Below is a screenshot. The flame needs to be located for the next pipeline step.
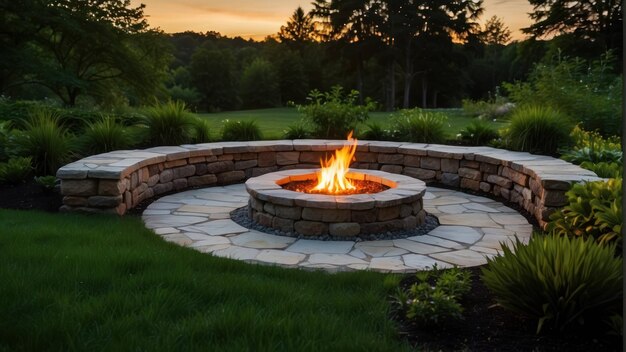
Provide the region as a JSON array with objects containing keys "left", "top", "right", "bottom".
[{"left": 313, "top": 132, "right": 358, "bottom": 194}]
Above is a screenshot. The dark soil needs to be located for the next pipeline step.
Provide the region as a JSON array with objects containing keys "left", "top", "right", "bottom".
[
  {"left": 392, "top": 267, "right": 621, "bottom": 352},
  {"left": 0, "top": 182, "right": 621, "bottom": 351}
]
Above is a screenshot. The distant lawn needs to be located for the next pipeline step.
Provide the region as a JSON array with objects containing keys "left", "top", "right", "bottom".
[
  {"left": 199, "top": 107, "right": 507, "bottom": 140},
  {"left": 0, "top": 209, "right": 408, "bottom": 351}
]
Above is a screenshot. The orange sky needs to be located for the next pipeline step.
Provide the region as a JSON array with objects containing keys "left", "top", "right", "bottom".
[{"left": 133, "top": 0, "right": 534, "bottom": 41}]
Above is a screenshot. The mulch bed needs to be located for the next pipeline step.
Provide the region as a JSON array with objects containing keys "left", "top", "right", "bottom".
[{"left": 0, "top": 182, "right": 621, "bottom": 351}]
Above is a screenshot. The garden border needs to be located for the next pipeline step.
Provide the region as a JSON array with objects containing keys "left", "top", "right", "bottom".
[{"left": 56, "top": 140, "right": 602, "bottom": 229}]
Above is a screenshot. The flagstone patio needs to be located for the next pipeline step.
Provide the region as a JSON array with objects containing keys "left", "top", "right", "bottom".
[{"left": 143, "top": 184, "right": 532, "bottom": 273}]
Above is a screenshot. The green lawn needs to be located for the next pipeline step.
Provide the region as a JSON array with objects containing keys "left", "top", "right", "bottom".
[
  {"left": 200, "top": 107, "right": 508, "bottom": 140},
  {"left": 0, "top": 210, "right": 408, "bottom": 351}
]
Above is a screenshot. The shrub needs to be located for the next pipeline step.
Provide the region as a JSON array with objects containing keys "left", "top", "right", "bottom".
[
  {"left": 548, "top": 178, "right": 622, "bottom": 248},
  {"left": 561, "top": 126, "right": 622, "bottom": 165},
  {"left": 502, "top": 105, "right": 572, "bottom": 155},
  {"left": 239, "top": 58, "right": 281, "bottom": 109},
  {"left": 34, "top": 175, "right": 57, "bottom": 191},
  {"left": 580, "top": 161, "right": 622, "bottom": 178},
  {"left": 77, "top": 116, "right": 136, "bottom": 156},
  {"left": 394, "top": 265, "right": 471, "bottom": 326},
  {"left": 462, "top": 97, "right": 514, "bottom": 120},
  {"left": 504, "top": 52, "right": 621, "bottom": 137},
  {"left": 390, "top": 109, "right": 447, "bottom": 143},
  {"left": 141, "top": 100, "right": 195, "bottom": 146},
  {"left": 361, "top": 122, "right": 392, "bottom": 141},
  {"left": 482, "top": 235, "right": 622, "bottom": 333},
  {"left": 12, "top": 108, "right": 72, "bottom": 175},
  {"left": 221, "top": 120, "right": 262, "bottom": 141},
  {"left": 191, "top": 118, "right": 212, "bottom": 143},
  {"left": 298, "top": 86, "right": 375, "bottom": 139},
  {"left": 283, "top": 122, "right": 311, "bottom": 139},
  {"left": 0, "top": 157, "right": 32, "bottom": 184},
  {"left": 457, "top": 120, "right": 500, "bottom": 146}
]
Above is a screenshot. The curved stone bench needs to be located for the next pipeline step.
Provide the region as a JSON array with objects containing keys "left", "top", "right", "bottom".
[{"left": 56, "top": 140, "right": 602, "bottom": 228}]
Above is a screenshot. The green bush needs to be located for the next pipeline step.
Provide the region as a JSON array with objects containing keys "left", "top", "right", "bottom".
[
  {"left": 77, "top": 116, "right": 136, "bottom": 156},
  {"left": 12, "top": 109, "right": 72, "bottom": 175},
  {"left": 190, "top": 118, "right": 212, "bottom": 143},
  {"left": 580, "top": 161, "right": 622, "bottom": 178},
  {"left": 504, "top": 52, "right": 621, "bottom": 137},
  {"left": 548, "top": 178, "right": 622, "bottom": 248},
  {"left": 457, "top": 120, "right": 500, "bottom": 146},
  {"left": 561, "top": 126, "right": 622, "bottom": 165},
  {"left": 390, "top": 109, "right": 447, "bottom": 143},
  {"left": 501, "top": 105, "right": 572, "bottom": 155},
  {"left": 141, "top": 100, "right": 195, "bottom": 146},
  {"left": 482, "top": 235, "right": 622, "bottom": 333},
  {"left": 394, "top": 265, "right": 471, "bottom": 326},
  {"left": 240, "top": 58, "right": 281, "bottom": 109},
  {"left": 34, "top": 175, "right": 57, "bottom": 191},
  {"left": 298, "top": 86, "right": 375, "bottom": 139},
  {"left": 361, "top": 122, "right": 392, "bottom": 141},
  {"left": 221, "top": 120, "right": 262, "bottom": 141},
  {"left": 0, "top": 157, "right": 32, "bottom": 184},
  {"left": 461, "top": 97, "right": 514, "bottom": 120},
  {"left": 283, "top": 122, "right": 311, "bottom": 139}
]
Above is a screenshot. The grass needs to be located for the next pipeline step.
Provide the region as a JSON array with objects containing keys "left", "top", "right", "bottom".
[
  {"left": 0, "top": 209, "right": 408, "bottom": 351},
  {"left": 200, "top": 107, "right": 508, "bottom": 140}
]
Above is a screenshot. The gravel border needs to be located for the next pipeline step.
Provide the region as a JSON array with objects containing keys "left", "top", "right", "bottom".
[{"left": 230, "top": 206, "right": 439, "bottom": 242}]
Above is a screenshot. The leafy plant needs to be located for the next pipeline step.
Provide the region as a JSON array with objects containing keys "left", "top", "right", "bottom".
[
  {"left": 298, "top": 86, "right": 375, "bottom": 139},
  {"left": 501, "top": 105, "right": 572, "bottom": 155},
  {"left": 77, "top": 116, "right": 136, "bottom": 156},
  {"left": 0, "top": 157, "right": 32, "bottom": 184},
  {"left": 394, "top": 265, "right": 471, "bottom": 326},
  {"left": 390, "top": 109, "right": 447, "bottom": 143},
  {"left": 12, "top": 108, "right": 72, "bottom": 175},
  {"left": 34, "top": 175, "right": 58, "bottom": 191},
  {"left": 141, "top": 100, "right": 195, "bottom": 146},
  {"left": 283, "top": 121, "right": 311, "bottom": 139},
  {"left": 361, "top": 121, "right": 392, "bottom": 141},
  {"left": 482, "top": 235, "right": 622, "bottom": 334},
  {"left": 191, "top": 117, "right": 212, "bottom": 143},
  {"left": 561, "top": 126, "right": 622, "bottom": 164},
  {"left": 548, "top": 178, "right": 622, "bottom": 248},
  {"left": 221, "top": 120, "right": 262, "bottom": 141},
  {"left": 457, "top": 120, "right": 500, "bottom": 146},
  {"left": 579, "top": 161, "right": 622, "bottom": 178}
]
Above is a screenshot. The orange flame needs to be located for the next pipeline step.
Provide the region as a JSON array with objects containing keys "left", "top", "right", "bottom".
[{"left": 313, "top": 132, "right": 358, "bottom": 194}]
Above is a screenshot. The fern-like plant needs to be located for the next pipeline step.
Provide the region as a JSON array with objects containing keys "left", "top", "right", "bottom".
[
  {"left": 482, "top": 235, "right": 622, "bottom": 333},
  {"left": 0, "top": 157, "right": 32, "bottom": 184}
]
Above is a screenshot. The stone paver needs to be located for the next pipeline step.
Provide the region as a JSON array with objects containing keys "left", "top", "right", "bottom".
[{"left": 144, "top": 185, "right": 533, "bottom": 273}]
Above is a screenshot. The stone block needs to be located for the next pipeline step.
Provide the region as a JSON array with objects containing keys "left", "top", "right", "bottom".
[
  {"left": 249, "top": 197, "right": 264, "bottom": 212},
  {"left": 378, "top": 153, "right": 404, "bottom": 165},
  {"left": 400, "top": 205, "right": 413, "bottom": 218},
  {"left": 87, "top": 195, "right": 123, "bottom": 208},
  {"left": 276, "top": 152, "right": 300, "bottom": 165},
  {"left": 148, "top": 175, "right": 159, "bottom": 187},
  {"left": 148, "top": 164, "right": 160, "bottom": 176},
  {"left": 354, "top": 152, "right": 378, "bottom": 163},
  {"left": 159, "top": 169, "right": 174, "bottom": 183},
  {"left": 218, "top": 154, "right": 234, "bottom": 161},
  {"left": 378, "top": 205, "right": 400, "bottom": 221},
  {"left": 500, "top": 188, "right": 510, "bottom": 201},
  {"left": 502, "top": 167, "right": 528, "bottom": 186},
  {"left": 351, "top": 209, "right": 378, "bottom": 223},
  {"left": 164, "top": 159, "right": 187, "bottom": 169},
  {"left": 486, "top": 174, "right": 512, "bottom": 189},
  {"left": 263, "top": 202, "right": 276, "bottom": 215},
  {"left": 441, "top": 159, "right": 460, "bottom": 173},
  {"left": 251, "top": 166, "right": 279, "bottom": 177},
  {"left": 299, "top": 151, "right": 325, "bottom": 163},
  {"left": 458, "top": 168, "right": 481, "bottom": 181},
  {"left": 403, "top": 167, "right": 436, "bottom": 180},
  {"left": 61, "top": 179, "right": 98, "bottom": 196},
  {"left": 207, "top": 161, "right": 234, "bottom": 174},
  {"left": 420, "top": 157, "right": 441, "bottom": 170},
  {"left": 480, "top": 163, "right": 499, "bottom": 174},
  {"left": 63, "top": 196, "right": 88, "bottom": 207},
  {"left": 302, "top": 208, "right": 350, "bottom": 222},
  {"left": 460, "top": 178, "right": 480, "bottom": 191},
  {"left": 194, "top": 163, "right": 208, "bottom": 176},
  {"left": 403, "top": 216, "right": 417, "bottom": 229},
  {"left": 217, "top": 170, "right": 245, "bottom": 184},
  {"left": 258, "top": 152, "right": 277, "bottom": 167},
  {"left": 235, "top": 159, "right": 258, "bottom": 170},
  {"left": 542, "top": 190, "right": 568, "bottom": 207},
  {"left": 329, "top": 223, "right": 360, "bottom": 237},
  {"left": 234, "top": 152, "right": 256, "bottom": 161},
  {"left": 460, "top": 160, "right": 479, "bottom": 169},
  {"left": 294, "top": 221, "right": 328, "bottom": 236},
  {"left": 173, "top": 178, "right": 188, "bottom": 190},
  {"left": 272, "top": 217, "right": 294, "bottom": 232},
  {"left": 188, "top": 156, "right": 206, "bottom": 164},
  {"left": 380, "top": 165, "right": 403, "bottom": 174},
  {"left": 479, "top": 182, "right": 491, "bottom": 193},
  {"left": 130, "top": 172, "right": 139, "bottom": 189},
  {"left": 254, "top": 212, "right": 274, "bottom": 227},
  {"left": 403, "top": 155, "right": 421, "bottom": 167},
  {"left": 275, "top": 205, "right": 302, "bottom": 220},
  {"left": 441, "top": 173, "right": 460, "bottom": 187},
  {"left": 98, "top": 179, "right": 126, "bottom": 196},
  {"left": 188, "top": 174, "right": 217, "bottom": 187},
  {"left": 172, "top": 165, "right": 196, "bottom": 179},
  {"left": 153, "top": 182, "right": 173, "bottom": 195},
  {"left": 360, "top": 219, "right": 404, "bottom": 234}
]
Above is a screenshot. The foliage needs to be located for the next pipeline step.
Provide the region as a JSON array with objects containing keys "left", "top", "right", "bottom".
[
  {"left": 189, "top": 47, "right": 239, "bottom": 112},
  {"left": 11, "top": 108, "right": 72, "bottom": 175},
  {"left": 298, "top": 86, "right": 375, "bottom": 139},
  {"left": 561, "top": 126, "right": 622, "bottom": 164},
  {"left": 239, "top": 58, "right": 281, "bottom": 109},
  {"left": 283, "top": 122, "right": 311, "bottom": 139},
  {"left": 548, "top": 178, "right": 622, "bottom": 248},
  {"left": 457, "top": 120, "right": 500, "bottom": 146},
  {"left": 390, "top": 109, "right": 447, "bottom": 143},
  {"left": 461, "top": 97, "right": 514, "bottom": 120},
  {"left": 278, "top": 6, "right": 316, "bottom": 43},
  {"left": 167, "top": 85, "right": 202, "bottom": 110},
  {"left": 482, "top": 235, "right": 623, "bottom": 333},
  {"left": 77, "top": 116, "right": 136, "bottom": 156},
  {"left": 579, "top": 161, "right": 622, "bottom": 178},
  {"left": 221, "top": 120, "right": 263, "bottom": 141},
  {"left": 141, "top": 100, "right": 195, "bottom": 146},
  {"left": 191, "top": 118, "right": 213, "bottom": 143},
  {"left": 504, "top": 53, "right": 622, "bottom": 137},
  {"left": 0, "top": 157, "right": 32, "bottom": 184},
  {"left": 34, "top": 175, "right": 57, "bottom": 191},
  {"left": 480, "top": 15, "right": 511, "bottom": 45},
  {"left": 394, "top": 265, "right": 471, "bottom": 326},
  {"left": 501, "top": 105, "right": 572, "bottom": 155},
  {"left": 361, "top": 122, "right": 392, "bottom": 141}
]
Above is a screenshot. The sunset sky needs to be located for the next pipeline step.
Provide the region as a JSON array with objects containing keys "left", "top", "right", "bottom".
[{"left": 133, "top": 0, "right": 535, "bottom": 41}]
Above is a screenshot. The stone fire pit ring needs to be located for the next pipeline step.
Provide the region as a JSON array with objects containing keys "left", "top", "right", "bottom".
[{"left": 245, "top": 169, "right": 427, "bottom": 237}]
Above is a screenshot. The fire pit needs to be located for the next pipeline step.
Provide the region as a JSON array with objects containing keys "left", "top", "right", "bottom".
[{"left": 245, "top": 133, "right": 427, "bottom": 237}]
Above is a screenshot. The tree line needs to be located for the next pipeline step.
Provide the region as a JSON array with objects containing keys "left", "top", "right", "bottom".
[{"left": 0, "top": 0, "right": 621, "bottom": 111}]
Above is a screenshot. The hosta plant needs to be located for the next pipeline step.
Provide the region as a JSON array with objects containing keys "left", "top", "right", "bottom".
[
  {"left": 482, "top": 235, "right": 622, "bottom": 333},
  {"left": 548, "top": 178, "right": 622, "bottom": 248}
]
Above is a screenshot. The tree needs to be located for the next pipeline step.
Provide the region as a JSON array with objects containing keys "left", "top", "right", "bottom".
[
  {"left": 239, "top": 58, "right": 281, "bottom": 108},
  {"left": 189, "top": 46, "right": 239, "bottom": 111},
  {"left": 481, "top": 15, "right": 511, "bottom": 45},
  {"left": 278, "top": 7, "right": 316, "bottom": 44},
  {"left": 522, "top": 0, "right": 622, "bottom": 53},
  {"left": 1, "top": 0, "right": 171, "bottom": 106}
]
